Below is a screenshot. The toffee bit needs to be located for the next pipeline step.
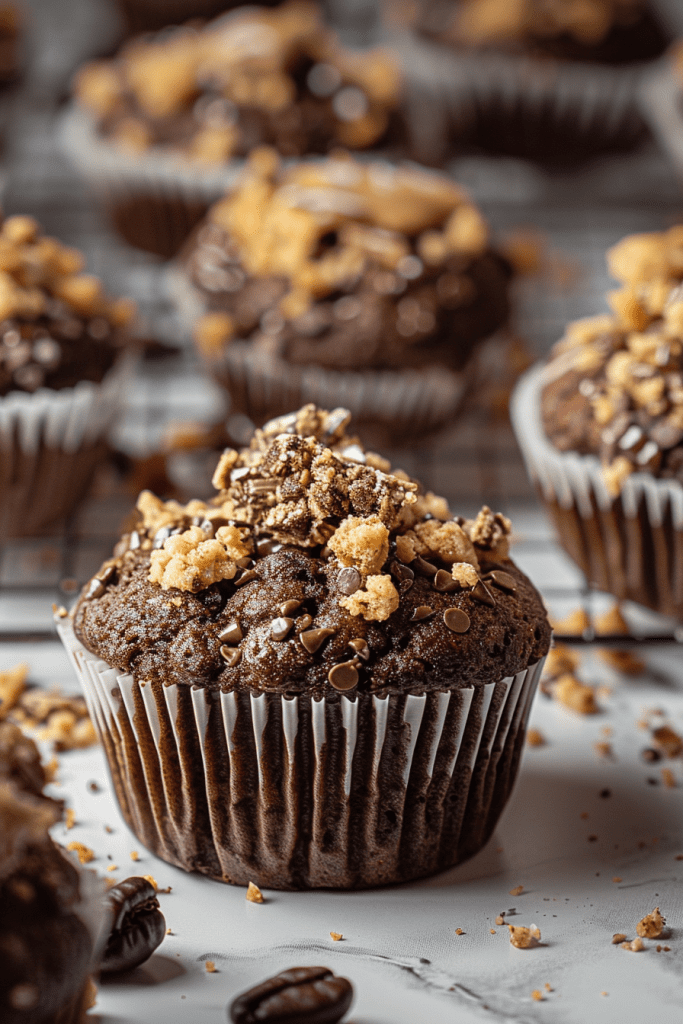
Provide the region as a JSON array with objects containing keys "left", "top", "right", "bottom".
[
  {"left": 495, "top": 915, "right": 505, "bottom": 926},
  {"left": 555, "top": 674, "right": 599, "bottom": 715},
  {"left": 508, "top": 925, "right": 540, "bottom": 949},
  {"left": 636, "top": 907, "right": 665, "bottom": 939},
  {"left": 652, "top": 725, "right": 683, "bottom": 758},
  {"left": 66, "top": 841, "right": 94, "bottom": 864},
  {"left": 621, "top": 938, "right": 645, "bottom": 952},
  {"left": 130, "top": 850, "right": 140, "bottom": 861},
  {"left": 509, "top": 885, "right": 524, "bottom": 896},
  {"left": 65, "top": 808, "right": 76, "bottom": 830},
  {"left": 455, "top": 928, "right": 464, "bottom": 935},
  {"left": 531, "top": 990, "right": 543, "bottom": 1002},
  {"left": 205, "top": 962, "right": 217, "bottom": 973},
  {"left": 246, "top": 881, "right": 264, "bottom": 903}
]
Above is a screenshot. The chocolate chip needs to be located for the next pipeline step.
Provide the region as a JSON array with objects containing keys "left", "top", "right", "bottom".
[
  {"left": 337, "top": 567, "right": 361, "bottom": 596},
  {"left": 328, "top": 661, "right": 359, "bottom": 691},
  {"left": 230, "top": 966, "right": 353, "bottom": 1024},
  {"left": 300, "top": 628, "right": 335, "bottom": 654},
  {"left": 85, "top": 578, "right": 105, "bottom": 600},
  {"left": 298, "top": 614, "right": 313, "bottom": 630},
  {"left": 280, "top": 599, "right": 302, "bottom": 616},
  {"left": 390, "top": 561, "right": 414, "bottom": 593},
  {"left": 218, "top": 621, "right": 243, "bottom": 645},
  {"left": 348, "top": 638, "right": 370, "bottom": 661},
  {"left": 485, "top": 570, "right": 516, "bottom": 594},
  {"left": 101, "top": 877, "right": 166, "bottom": 975},
  {"left": 413, "top": 556, "right": 438, "bottom": 576},
  {"left": 220, "top": 646, "right": 241, "bottom": 667},
  {"left": 410, "top": 605, "right": 434, "bottom": 622},
  {"left": 471, "top": 580, "right": 496, "bottom": 607},
  {"left": 433, "top": 569, "right": 459, "bottom": 592},
  {"left": 256, "top": 537, "right": 282, "bottom": 557},
  {"left": 236, "top": 556, "right": 254, "bottom": 570},
  {"left": 271, "top": 617, "right": 294, "bottom": 641},
  {"left": 234, "top": 569, "right": 257, "bottom": 587},
  {"left": 443, "top": 607, "right": 470, "bottom": 633}
]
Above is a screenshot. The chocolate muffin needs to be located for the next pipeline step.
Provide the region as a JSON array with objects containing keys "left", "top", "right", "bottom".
[
  {"left": 0, "top": 213, "right": 135, "bottom": 538},
  {"left": 512, "top": 227, "right": 683, "bottom": 620},
  {"left": 59, "top": 404, "right": 550, "bottom": 889},
  {"left": 176, "top": 150, "right": 512, "bottom": 442},
  {"left": 0, "top": 723, "right": 104, "bottom": 1024},
  {"left": 62, "top": 1, "right": 403, "bottom": 258}
]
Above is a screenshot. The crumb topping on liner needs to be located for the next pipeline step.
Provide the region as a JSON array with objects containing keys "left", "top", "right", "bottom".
[
  {"left": 0, "top": 213, "right": 135, "bottom": 397},
  {"left": 73, "top": 0, "right": 401, "bottom": 164},
  {"left": 187, "top": 149, "right": 507, "bottom": 371},
  {"left": 541, "top": 226, "right": 683, "bottom": 495},
  {"left": 74, "top": 403, "right": 550, "bottom": 697}
]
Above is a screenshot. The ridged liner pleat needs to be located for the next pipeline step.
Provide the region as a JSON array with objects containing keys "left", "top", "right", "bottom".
[
  {"left": 58, "top": 617, "right": 543, "bottom": 890},
  {"left": 511, "top": 363, "right": 683, "bottom": 621}
]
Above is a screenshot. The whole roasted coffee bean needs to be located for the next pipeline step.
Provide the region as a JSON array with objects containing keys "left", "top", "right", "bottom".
[
  {"left": 101, "top": 877, "right": 166, "bottom": 974},
  {"left": 229, "top": 966, "right": 353, "bottom": 1024}
]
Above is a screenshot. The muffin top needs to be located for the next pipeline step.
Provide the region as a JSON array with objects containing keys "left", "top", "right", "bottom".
[
  {"left": 414, "top": 0, "right": 667, "bottom": 62},
  {"left": 0, "top": 215, "right": 134, "bottom": 397},
  {"left": 187, "top": 150, "right": 511, "bottom": 371},
  {"left": 0, "top": 723, "right": 95, "bottom": 1024},
  {"left": 542, "top": 227, "right": 683, "bottom": 494},
  {"left": 74, "top": 1, "right": 401, "bottom": 164},
  {"left": 74, "top": 404, "right": 550, "bottom": 698}
]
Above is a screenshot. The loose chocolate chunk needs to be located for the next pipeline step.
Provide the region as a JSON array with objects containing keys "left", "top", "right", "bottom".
[
  {"left": 85, "top": 578, "right": 105, "bottom": 600},
  {"left": 218, "top": 621, "right": 243, "bottom": 645},
  {"left": 471, "top": 580, "right": 496, "bottom": 607},
  {"left": 348, "top": 638, "right": 370, "bottom": 661},
  {"left": 410, "top": 605, "right": 434, "bottom": 622},
  {"left": 220, "top": 646, "right": 242, "bottom": 667},
  {"left": 443, "top": 607, "right": 470, "bottom": 633},
  {"left": 337, "top": 567, "right": 361, "bottom": 596},
  {"left": 271, "top": 617, "right": 294, "bottom": 640},
  {"left": 234, "top": 569, "right": 257, "bottom": 587},
  {"left": 413, "top": 556, "right": 438, "bottom": 576},
  {"left": 300, "top": 627, "right": 336, "bottom": 654},
  {"left": 328, "top": 661, "right": 359, "bottom": 691},
  {"left": 433, "top": 569, "right": 459, "bottom": 592},
  {"left": 229, "top": 966, "right": 353, "bottom": 1024},
  {"left": 280, "top": 599, "right": 302, "bottom": 616},
  {"left": 101, "top": 876, "right": 166, "bottom": 974},
  {"left": 485, "top": 570, "right": 516, "bottom": 593}
]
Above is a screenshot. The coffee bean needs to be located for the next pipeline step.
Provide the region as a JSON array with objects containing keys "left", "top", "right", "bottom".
[
  {"left": 229, "top": 966, "right": 353, "bottom": 1024},
  {"left": 413, "top": 556, "right": 438, "bottom": 576},
  {"left": 348, "top": 638, "right": 370, "bottom": 661},
  {"left": 485, "top": 570, "right": 516, "bottom": 594},
  {"left": 410, "top": 605, "right": 434, "bottom": 622},
  {"left": 220, "top": 646, "right": 241, "bottom": 667},
  {"left": 101, "top": 877, "right": 166, "bottom": 974},
  {"left": 337, "top": 567, "right": 361, "bottom": 596},
  {"left": 218, "top": 621, "right": 242, "bottom": 645},
  {"left": 471, "top": 580, "right": 496, "bottom": 607},
  {"left": 443, "top": 607, "right": 470, "bottom": 633},
  {"left": 280, "top": 599, "right": 302, "bottom": 616},
  {"left": 328, "top": 661, "right": 359, "bottom": 691},
  {"left": 271, "top": 617, "right": 294, "bottom": 641},
  {"left": 300, "top": 628, "right": 335, "bottom": 654},
  {"left": 433, "top": 569, "right": 458, "bottom": 592}
]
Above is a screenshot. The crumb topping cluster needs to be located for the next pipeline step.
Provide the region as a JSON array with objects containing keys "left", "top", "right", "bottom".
[
  {"left": 74, "top": 1, "right": 400, "bottom": 163},
  {"left": 542, "top": 226, "right": 683, "bottom": 493}
]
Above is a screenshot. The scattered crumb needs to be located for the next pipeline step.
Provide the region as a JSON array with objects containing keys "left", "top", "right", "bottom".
[
  {"left": 87, "top": 781, "right": 100, "bottom": 793},
  {"left": 65, "top": 808, "right": 76, "bottom": 830},
  {"left": 664, "top": 946, "right": 671, "bottom": 952},
  {"left": 652, "top": 725, "right": 683, "bottom": 758},
  {"left": 246, "top": 881, "right": 264, "bottom": 904},
  {"left": 661, "top": 768, "right": 676, "bottom": 789},
  {"left": 104, "top": 825, "right": 114, "bottom": 834},
  {"left": 205, "top": 962, "right": 217, "bottom": 973},
  {"left": 495, "top": 915, "right": 505, "bottom": 925},
  {"left": 580, "top": 812, "right": 589, "bottom": 820},
  {"left": 543, "top": 644, "right": 580, "bottom": 679},
  {"left": 531, "top": 990, "right": 544, "bottom": 1002},
  {"left": 66, "top": 842, "right": 94, "bottom": 864},
  {"left": 544, "top": 983, "right": 553, "bottom": 992},
  {"left": 526, "top": 728, "right": 545, "bottom": 748},
  {"left": 106, "top": 864, "right": 118, "bottom": 872},
  {"left": 594, "top": 741, "right": 613, "bottom": 759},
  {"left": 330, "top": 932, "right": 343, "bottom": 941},
  {"left": 594, "top": 604, "right": 629, "bottom": 636},
  {"left": 509, "top": 885, "right": 524, "bottom": 896},
  {"left": 601, "top": 991, "right": 608, "bottom": 997},
  {"left": 597, "top": 649, "right": 645, "bottom": 675},
  {"left": 621, "top": 938, "right": 645, "bottom": 952},
  {"left": 636, "top": 907, "right": 665, "bottom": 939},
  {"left": 166, "top": 928, "right": 173, "bottom": 935},
  {"left": 455, "top": 928, "right": 464, "bottom": 935},
  {"left": 157, "top": 886, "right": 172, "bottom": 894},
  {"left": 508, "top": 925, "right": 541, "bottom": 949},
  {"left": 612, "top": 877, "right": 622, "bottom": 884},
  {"left": 143, "top": 875, "right": 158, "bottom": 891},
  {"left": 555, "top": 674, "right": 599, "bottom": 715},
  {"left": 490, "top": 929, "right": 496, "bottom": 934},
  {"left": 130, "top": 850, "right": 140, "bottom": 861}
]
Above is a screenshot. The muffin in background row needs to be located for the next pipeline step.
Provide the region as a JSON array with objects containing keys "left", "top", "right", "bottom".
[
  {"left": 174, "top": 148, "right": 512, "bottom": 445},
  {"left": 0, "top": 214, "right": 135, "bottom": 538},
  {"left": 59, "top": 403, "right": 551, "bottom": 890},
  {"left": 512, "top": 225, "right": 683, "bottom": 622},
  {"left": 62, "top": 0, "right": 403, "bottom": 258}
]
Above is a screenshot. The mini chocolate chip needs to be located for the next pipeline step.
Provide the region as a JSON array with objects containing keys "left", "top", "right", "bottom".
[
  {"left": 234, "top": 569, "right": 257, "bottom": 587},
  {"left": 471, "top": 580, "right": 496, "bottom": 607},
  {"left": 443, "top": 607, "right": 470, "bottom": 633},
  {"left": 298, "top": 614, "right": 313, "bottom": 630},
  {"left": 328, "top": 661, "right": 359, "bottom": 691},
  {"left": 236, "top": 556, "right": 254, "bottom": 569},
  {"left": 129, "top": 530, "right": 141, "bottom": 550},
  {"left": 85, "top": 578, "right": 105, "bottom": 600},
  {"left": 413, "top": 556, "right": 438, "bottom": 576},
  {"left": 433, "top": 569, "right": 459, "bottom": 592},
  {"left": 641, "top": 748, "right": 661, "bottom": 763},
  {"left": 271, "top": 617, "right": 294, "bottom": 641},
  {"left": 280, "top": 599, "right": 302, "bottom": 616},
  {"left": 101, "top": 877, "right": 166, "bottom": 975},
  {"left": 218, "top": 621, "right": 243, "bottom": 645},
  {"left": 348, "top": 638, "right": 370, "bottom": 661},
  {"left": 300, "top": 627, "right": 335, "bottom": 654},
  {"left": 256, "top": 537, "right": 282, "bottom": 557},
  {"left": 220, "top": 646, "right": 241, "bottom": 667},
  {"left": 338, "top": 567, "right": 361, "bottom": 596},
  {"left": 391, "top": 561, "right": 414, "bottom": 582},
  {"left": 410, "top": 605, "right": 434, "bottom": 622},
  {"left": 485, "top": 570, "right": 517, "bottom": 593}
]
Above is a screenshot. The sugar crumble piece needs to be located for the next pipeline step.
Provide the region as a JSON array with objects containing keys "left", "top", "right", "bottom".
[
  {"left": 143, "top": 874, "right": 158, "bottom": 891},
  {"left": 328, "top": 515, "right": 389, "bottom": 576},
  {"left": 330, "top": 932, "right": 343, "bottom": 941},
  {"left": 106, "top": 864, "right": 118, "bottom": 872},
  {"left": 66, "top": 841, "right": 94, "bottom": 864},
  {"left": 64, "top": 807, "right": 76, "bottom": 830},
  {"left": 148, "top": 525, "right": 247, "bottom": 592},
  {"left": 531, "top": 990, "right": 544, "bottom": 1002},
  {"left": 463, "top": 506, "right": 511, "bottom": 559},
  {"left": 652, "top": 724, "right": 683, "bottom": 758},
  {"left": 0, "top": 663, "right": 28, "bottom": 719},
  {"left": 130, "top": 850, "right": 140, "bottom": 861},
  {"left": 409, "top": 519, "right": 479, "bottom": 568},
  {"left": 166, "top": 928, "right": 173, "bottom": 935},
  {"left": 636, "top": 907, "right": 665, "bottom": 939},
  {"left": 495, "top": 915, "right": 505, "bottom": 925},
  {"left": 509, "top": 885, "right": 524, "bottom": 896},
  {"left": 211, "top": 448, "right": 239, "bottom": 491},
  {"left": 601, "top": 991, "right": 608, "bottom": 997},
  {"left": 490, "top": 929, "right": 496, "bottom": 934},
  {"left": 621, "top": 938, "right": 645, "bottom": 952},
  {"left": 543, "top": 643, "right": 580, "bottom": 679},
  {"left": 661, "top": 768, "right": 676, "bottom": 788},
  {"left": 594, "top": 603, "right": 629, "bottom": 636},
  {"left": 508, "top": 925, "right": 541, "bottom": 949},
  {"left": 104, "top": 825, "right": 114, "bottom": 834},
  {"left": 597, "top": 648, "right": 645, "bottom": 675},
  {"left": 555, "top": 673, "right": 599, "bottom": 715},
  {"left": 455, "top": 928, "right": 464, "bottom": 935},
  {"left": 526, "top": 728, "right": 545, "bottom": 748},
  {"left": 549, "top": 607, "right": 590, "bottom": 637},
  {"left": 339, "top": 574, "right": 399, "bottom": 622},
  {"left": 612, "top": 877, "right": 622, "bottom": 884},
  {"left": 246, "top": 881, "right": 264, "bottom": 903},
  {"left": 205, "top": 961, "right": 217, "bottom": 973}
]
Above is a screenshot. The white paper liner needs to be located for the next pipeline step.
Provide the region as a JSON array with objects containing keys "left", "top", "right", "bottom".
[
  {"left": 57, "top": 615, "right": 544, "bottom": 890},
  {"left": 511, "top": 362, "right": 683, "bottom": 617},
  {"left": 392, "top": 28, "right": 648, "bottom": 164}
]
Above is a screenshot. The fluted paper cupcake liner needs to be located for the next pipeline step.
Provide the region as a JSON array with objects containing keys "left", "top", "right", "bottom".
[
  {"left": 57, "top": 616, "right": 544, "bottom": 890},
  {"left": 511, "top": 362, "right": 683, "bottom": 620},
  {"left": 0, "top": 356, "right": 131, "bottom": 538},
  {"left": 59, "top": 106, "right": 243, "bottom": 259},
  {"left": 393, "top": 29, "right": 648, "bottom": 165}
]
